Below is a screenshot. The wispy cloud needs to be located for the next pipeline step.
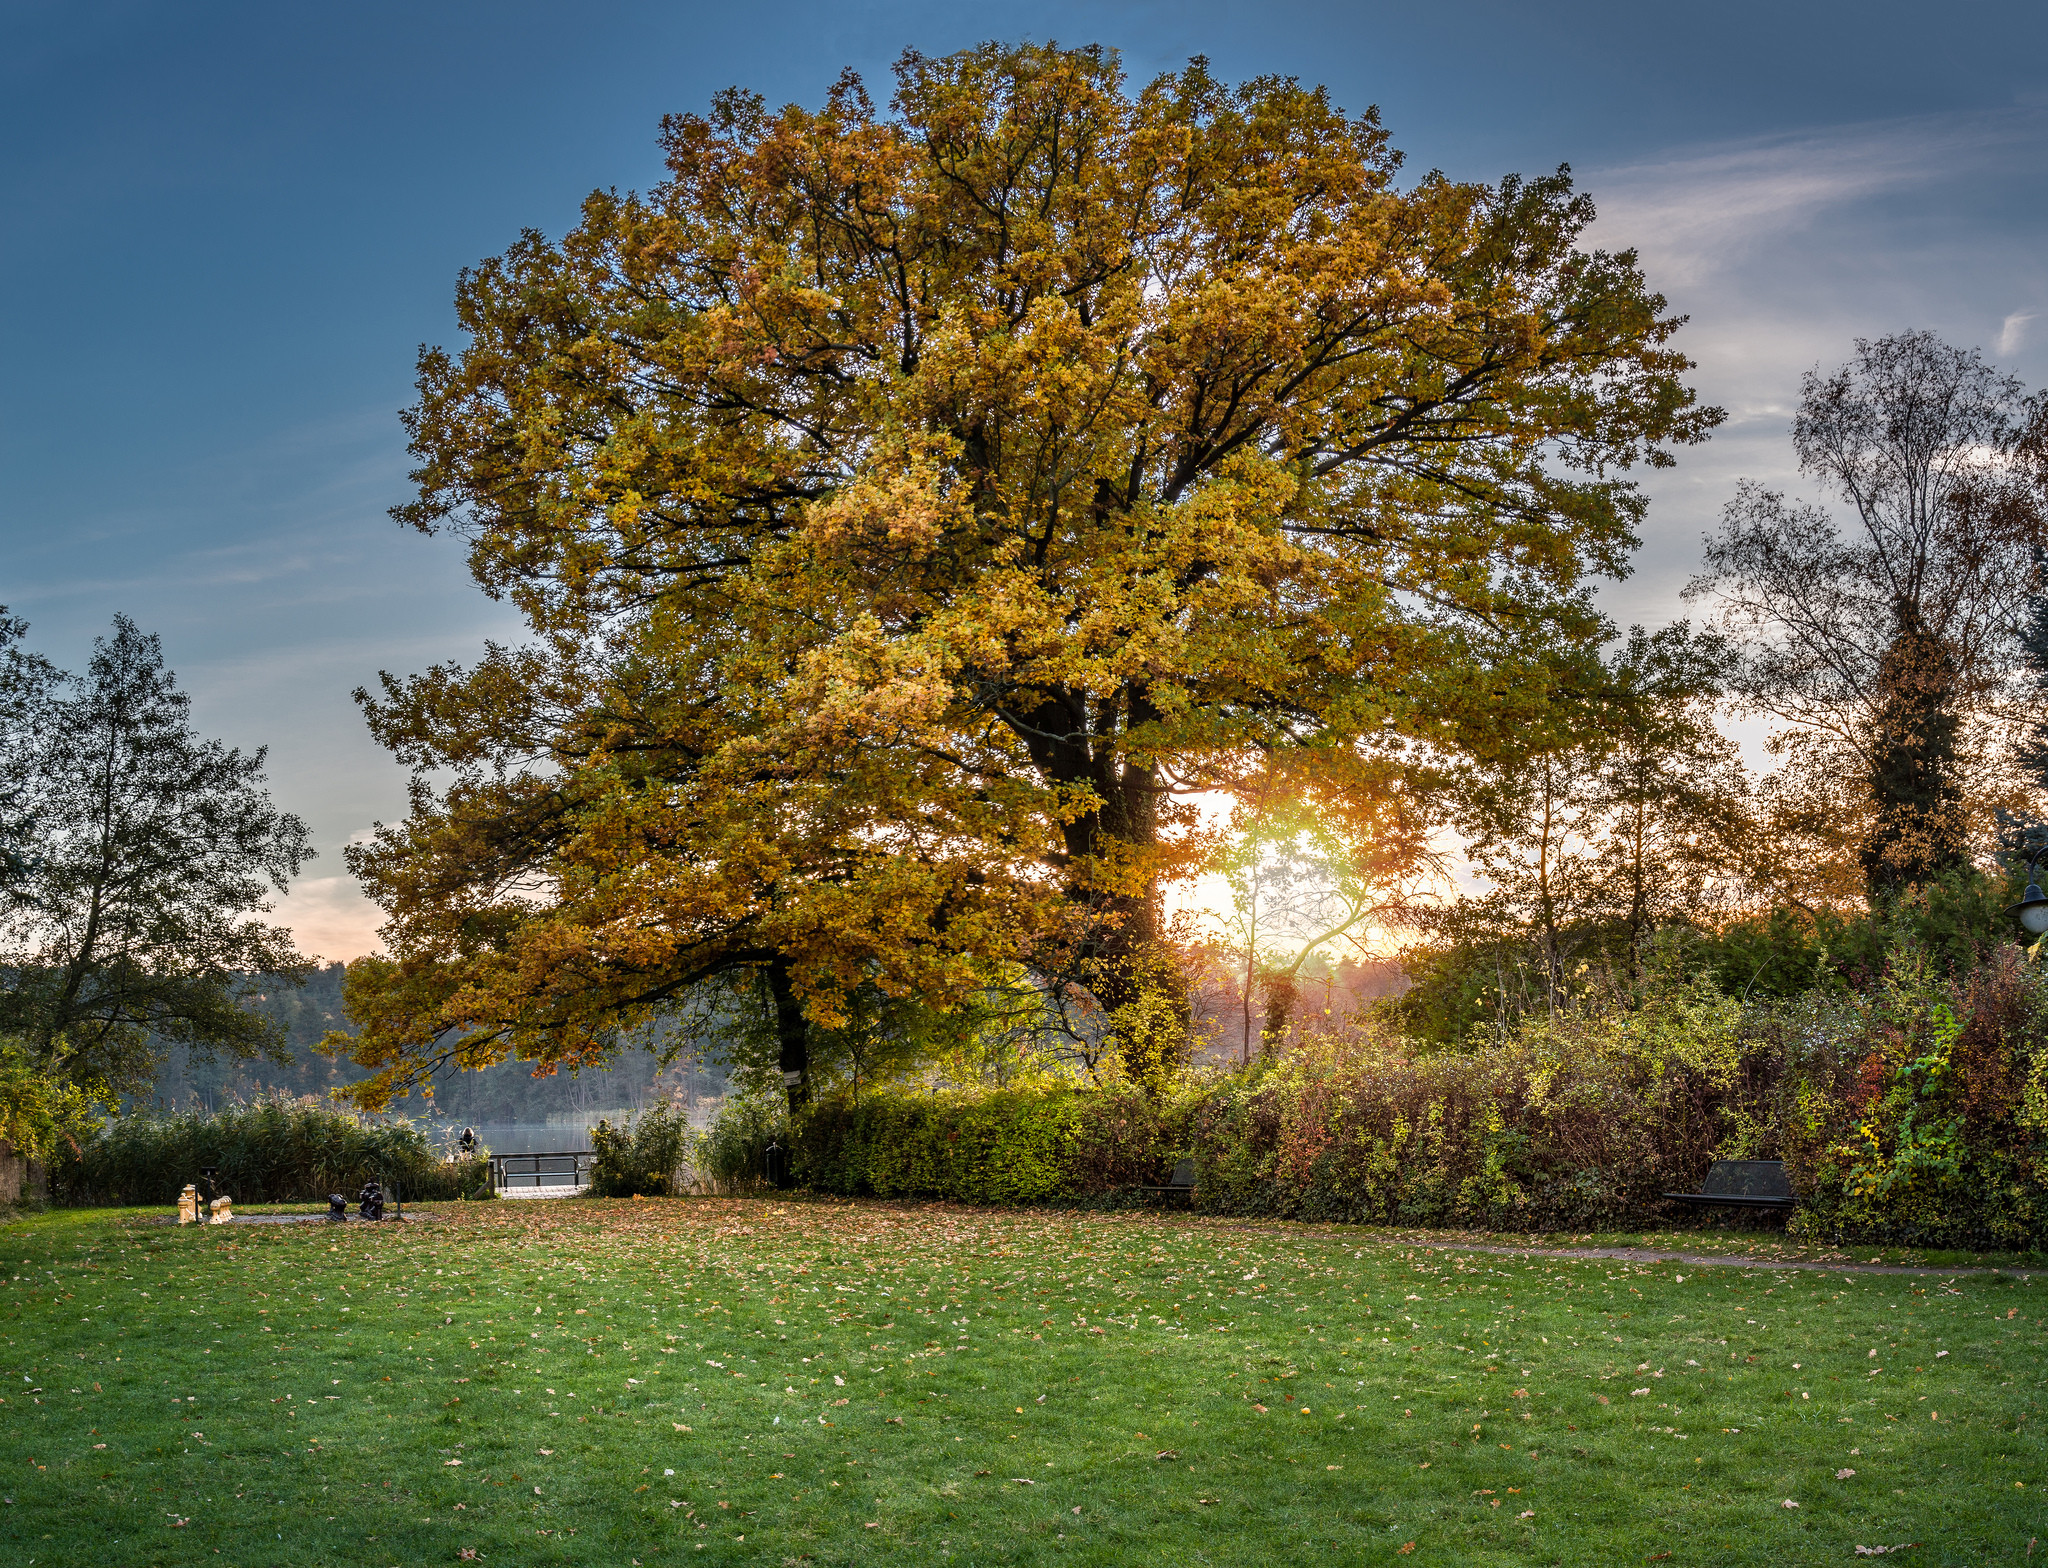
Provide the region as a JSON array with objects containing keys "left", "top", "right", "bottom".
[
  {"left": 1583, "top": 107, "right": 2046, "bottom": 287},
  {"left": 1576, "top": 104, "right": 2048, "bottom": 628}
]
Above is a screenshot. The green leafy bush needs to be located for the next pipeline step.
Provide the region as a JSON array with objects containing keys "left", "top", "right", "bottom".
[
  {"left": 588, "top": 1096, "right": 698, "bottom": 1197},
  {"left": 52, "top": 1098, "right": 487, "bottom": 1205},
  {"left": 1179, "top": 972, "right": 1753, "bottom": 1230},
  {"left": 700, "top": 1092, "right": 790, "bottom": 1193},
  {"left": 1780, "top": 946, "right": 2048, "bottom": 1249},
  {"left": 0, "top": 1035, "right": 113, "bottom": 1168}
]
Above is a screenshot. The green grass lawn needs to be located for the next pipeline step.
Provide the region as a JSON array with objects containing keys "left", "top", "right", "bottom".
[{"left": 2, "top": 1197, "right": 2043, "bottom": 1566}]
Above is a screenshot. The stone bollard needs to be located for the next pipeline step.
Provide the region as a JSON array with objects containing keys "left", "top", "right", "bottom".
[
  {"left": 178, "top": 1184, "right": 199, "bottom": 1225},
  {"left": 210, "top": 1194, "right": 233, "bottom": 1222}
]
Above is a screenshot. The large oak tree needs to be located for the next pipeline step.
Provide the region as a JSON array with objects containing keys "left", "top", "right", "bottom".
[{"left": 333, "top": 43, "right": 1716, "bottom": 1109}]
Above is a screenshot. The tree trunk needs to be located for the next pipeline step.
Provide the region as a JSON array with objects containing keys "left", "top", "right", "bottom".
[
  {"left": 1260, "top": 973, "right": 1298, "bottom": 1051},
  {"left": 998, "top": 681, "right": 1194, "bottom": 1086},
  {"left": 1534, "top": 757, "right": 1566, "bottom": 1010},
  {"left": 767, "top": 960, "right": 811, "bottom": 1114}
]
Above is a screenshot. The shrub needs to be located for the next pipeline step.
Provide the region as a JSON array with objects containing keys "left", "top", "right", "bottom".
[
  {"left": 701, "top": 1092, "right": 789, "bottom": 1193},
  {"left": 1177, "top": 992, "right": 1739, "bottom": 1231},
  {"left": 52, "top": 1098, "right": 488, "bottom": 1206},
  {"left": 588, "top": 1096, "right": 698, "bottom": 1197},
  {"left": 1782, "top": 945, "right": 2048, "bottom": 1250},
  {"left": 0, "top": 1035, "right": 113, "bottom": 1168}
]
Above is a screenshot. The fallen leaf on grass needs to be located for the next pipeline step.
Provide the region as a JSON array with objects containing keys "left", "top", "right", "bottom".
[
  {"left": 1853, "top": 1547, "right": 1921, "bottom": 1558},
  {"left": 1837, "top": 1468, "right": 1856, "bottom": 1479},
  {"left": 1155, "top": 1450, "right": 1179, "bottom": 1461},
  {"left": 1397, "top": 1545, "right": 1416, "bottom": 1556},
  {"left": 1782, "top": 1499, "right": 1799, "bottom": 1509},
  {"left": 1013, "top": 1478, "right": 1035, "bottom": 1485}
]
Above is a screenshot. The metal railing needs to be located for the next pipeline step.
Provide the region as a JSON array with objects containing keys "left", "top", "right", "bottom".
[{"left": 488, "top": 1150, "right": 596, "bottom": 1193}]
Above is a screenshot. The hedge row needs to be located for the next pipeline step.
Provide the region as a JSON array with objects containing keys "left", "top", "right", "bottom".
[
  {"left": 795, "top": 1083, "right": 1161, "bottom": 1204},
  {"left": 785, "top": 952, "right": 2048, "bottom": 1250}
]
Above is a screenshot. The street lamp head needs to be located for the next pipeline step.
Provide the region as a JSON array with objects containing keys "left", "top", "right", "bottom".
[{"left": 2012, "top": 883, "right": 2048, "bottom": 936}]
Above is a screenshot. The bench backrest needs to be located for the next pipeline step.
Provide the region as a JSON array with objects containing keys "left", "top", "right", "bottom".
[
  {"left": 1168, "top": 1158, "right": 1196, "bottom": 1188},
  {"left": 1699, "top": 1159, "right": 1792, "bottom": 1198}
]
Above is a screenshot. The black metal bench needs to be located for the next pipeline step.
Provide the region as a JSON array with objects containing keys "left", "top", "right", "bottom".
[
  {"left": 1662, "top": 1159, "right": 1796, "bottom": 1211},
  {"left": 1132, "top": 1158, "right": 1197, "bottom": 1204},
  {"left": 488, "top": 1150, "right": 596, "bottom": 1194}
]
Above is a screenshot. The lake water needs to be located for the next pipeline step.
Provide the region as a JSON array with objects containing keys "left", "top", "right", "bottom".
[{"left": 456, "top": 1123, "right": 596, "bottom": 1155}]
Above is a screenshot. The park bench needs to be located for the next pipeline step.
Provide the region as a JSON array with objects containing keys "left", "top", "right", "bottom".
[
  {"left": 1662, "top": 1159, "right": 1796, "bottom": 1212},
  {"left": 1132, "top": 1158, "right": 1198, "bottom": 1205},
  {"left": 488, "top": 1150, "right": 596, "bottom": 1195}
]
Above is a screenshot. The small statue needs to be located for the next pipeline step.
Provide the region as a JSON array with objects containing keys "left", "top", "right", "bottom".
[
  {"left": 326, "top": 1193, "right": 349, "bottom": 1221},
  {"left": 357, "top": 1179, "right": 385, "bottom": 1223},
  {"left": 178, "top": 1184, "right": 200, "bottom": 1225},
  {"left": 457, "top": 1127, "right": 477, "bottom": 1157},
  {"left": 210, "top": 1194, "right": 233, "bottom": 1222}
]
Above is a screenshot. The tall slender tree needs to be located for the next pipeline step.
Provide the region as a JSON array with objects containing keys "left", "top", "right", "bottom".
[
  {"left": 1691, "top": 331, "right": 2046, "bottom": 900},
  {"left": 0, "top": 608, "right": 58, "bottom": 896},
  {"left": 0, "top": 617, "right": 314, "bottom": 1096}
]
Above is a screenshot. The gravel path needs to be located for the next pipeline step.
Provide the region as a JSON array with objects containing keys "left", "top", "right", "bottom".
[{"left": 1395, "top": 1236, "right": 2034, "bottom": 1279}]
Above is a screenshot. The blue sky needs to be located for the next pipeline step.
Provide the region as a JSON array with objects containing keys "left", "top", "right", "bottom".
[{"left": 3, "top": 0, "right": 2046, "bottom": 958}]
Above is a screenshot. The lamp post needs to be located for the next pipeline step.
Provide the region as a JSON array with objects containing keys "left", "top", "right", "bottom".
[{"left": 2008, "top": 844, "right": 2048, "bottom": 936}]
